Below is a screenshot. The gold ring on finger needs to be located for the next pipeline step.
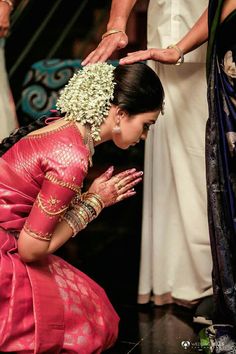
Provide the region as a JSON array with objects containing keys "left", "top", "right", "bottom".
[
  {"left": 117, "top": 182, "right": 124, "bottom": 190},
  {"left": 115, "top": 183, "right": 120, "bottom": 191}
]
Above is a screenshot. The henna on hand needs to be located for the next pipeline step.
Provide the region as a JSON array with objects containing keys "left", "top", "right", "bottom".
[{"left": 88, "top": 167, "right": 143, "bottom": 207}]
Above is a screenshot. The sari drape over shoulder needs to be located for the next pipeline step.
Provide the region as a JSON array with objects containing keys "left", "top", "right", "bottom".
[
  {"left": 206, "top": 0, "right": 236, "bottom": 324},
  {"left": 0, "top": 122, "right": 119, "bottom": 353}
]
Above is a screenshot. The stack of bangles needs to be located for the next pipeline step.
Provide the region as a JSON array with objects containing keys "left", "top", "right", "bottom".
[{"left": 63, "top": 192, "right": 104, "bottom": 237}]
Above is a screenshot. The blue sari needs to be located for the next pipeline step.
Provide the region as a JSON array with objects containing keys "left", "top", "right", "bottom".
[
  {"left": 200, "top": 2, "right": 236, "bottom": 352},
  {"left": 206, "top": 0, "right": 236, "bottom": 327}
]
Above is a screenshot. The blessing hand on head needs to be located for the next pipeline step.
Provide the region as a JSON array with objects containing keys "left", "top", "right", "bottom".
[
  {"left": 119, "top": 47, "right": 181, "bottom": 65},
  {"left": 88, "top": 166, "right": 143, "bottom": 207},
  {"left": 82, "top": 31, "right": 128, "bottom": 66}
]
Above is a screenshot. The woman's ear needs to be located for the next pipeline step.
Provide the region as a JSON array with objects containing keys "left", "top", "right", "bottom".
[
  {"left": 115, "top": 107, "right": 128, "bottom": 120},
  {"left": 112, "top": 107, "right": 125, "bottom": 134}
]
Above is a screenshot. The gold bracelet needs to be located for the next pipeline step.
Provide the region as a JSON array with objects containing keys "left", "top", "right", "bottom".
[
  {"left": 102, "top": 29, "right": 126, "bottom": 40},
  {"left": 167, "top": 44, "right": 184, "bottom": 65},
  {"left": 0, "top": 0, "right": 14, "bottom": 10}
]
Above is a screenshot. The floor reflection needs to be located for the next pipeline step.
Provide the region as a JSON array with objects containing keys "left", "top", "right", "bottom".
[{"left": 104, "top": 304, "right": 204, "bottom": 354}]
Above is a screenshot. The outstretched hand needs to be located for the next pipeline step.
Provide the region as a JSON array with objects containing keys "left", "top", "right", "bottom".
[
  {"left": 119, "top": 47, "right": 181, "bottom": 65},
  {"left": 82, "top": 32, "right": 128, "bottom": 66},
  {"left": 88, "top": 166, "right": 143, "bottom": 207}
]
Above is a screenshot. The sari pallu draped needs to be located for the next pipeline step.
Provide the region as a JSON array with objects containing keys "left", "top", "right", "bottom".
[
  {"left": 206, "top": 0, "right": 236, "bottom": 325},
  {"left": 0, "top": 126, "right": 119, "bottom": 353},
  {"left": 0, "top": 158, "right": 64, "bottom": 352}
]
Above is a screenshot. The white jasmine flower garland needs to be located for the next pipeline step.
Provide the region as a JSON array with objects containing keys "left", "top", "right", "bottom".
[{"left": 56, "top": 63, "right": 115, "bottom": 141}]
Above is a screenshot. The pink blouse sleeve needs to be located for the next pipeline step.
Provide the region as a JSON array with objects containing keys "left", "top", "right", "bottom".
[{"left": 23, "top": 142, "right": 89, "bottom": 241}]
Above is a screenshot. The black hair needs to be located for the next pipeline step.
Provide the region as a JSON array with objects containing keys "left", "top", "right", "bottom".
[
  {"left": 0, "top": 63, "right": 164, "bottom": 156},
  {"left": 112, "top": 62, "right": 164, "bottom": 115},
  {"left": 0, "top": 116, "right": 47, "bottom": 157}
]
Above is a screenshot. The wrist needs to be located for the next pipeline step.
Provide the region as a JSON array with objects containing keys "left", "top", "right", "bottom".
[
  {"left": 166, "top": 44, "right": 184, "bottom": 65},
  {"left": 102, "top": 28, "right": 126, "bottom": 40},
  {"left": 63, "top": 192, "right": 104, "bottom": 237},
  {"left": 82, "top": 192, "right": 104, "bottom": 212}
]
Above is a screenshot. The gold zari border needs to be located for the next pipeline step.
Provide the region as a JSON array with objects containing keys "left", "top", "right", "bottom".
[
  {"left": 45, "top": 173, "right": 82, "bottom": 194},
  {"left": 24, "top": 221, "right": 52, "bottom": 241}
]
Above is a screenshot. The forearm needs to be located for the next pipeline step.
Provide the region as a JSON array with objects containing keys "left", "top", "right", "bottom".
[
  {"left": 176, "top": 8, "right": 208, "bottom": 55},
  {"left": 18, "top": 193, "right": 104, "bottom": 262},
  {"left": 18, "top": 168, "right": 142, "bottom": 263},
  {"left": 17, "top": 219, "right": 74, "bottom": 262},
  {"left": 107, "top": 0, "right": 137, "bottom": 31},
  {"left": 47, "top": 219, "right": 73, "bottom": 254},
  {"left": 46, "top": 192, "right": 103, "bottom": 254}
]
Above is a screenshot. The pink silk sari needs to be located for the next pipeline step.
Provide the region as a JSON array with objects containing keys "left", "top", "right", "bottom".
[{"left": 0, "top": 123, "right": 119, "bottom": 353}]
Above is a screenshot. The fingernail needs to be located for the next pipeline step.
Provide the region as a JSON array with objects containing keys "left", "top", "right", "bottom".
[
  {"left": 130, "top": 191, "right": 136, "bottom": 195},
  {"left": 107, "top": 166, "right": 114, "bottom": 172}
]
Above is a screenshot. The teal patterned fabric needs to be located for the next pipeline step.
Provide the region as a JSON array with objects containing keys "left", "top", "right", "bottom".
[{"left": 21, "top": 59, "right": 118, "bottom": 120}]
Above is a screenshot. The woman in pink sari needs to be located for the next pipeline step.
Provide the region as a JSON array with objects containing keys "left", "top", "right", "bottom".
[{"left": 0, "top": 62, "right": 164, "bottom": 353}]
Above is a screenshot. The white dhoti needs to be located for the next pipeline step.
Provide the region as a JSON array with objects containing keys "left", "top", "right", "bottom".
[{"left": 138, "top": 0, "right": 213, "bottom": 306}]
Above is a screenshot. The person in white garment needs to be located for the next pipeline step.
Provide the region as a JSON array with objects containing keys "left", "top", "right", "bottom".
[
  {"left": 0, "top": 0, "right": 18, "bottom": 142},
  {"left": 83, "top": 0, "right": 213, "bottom": 324}
]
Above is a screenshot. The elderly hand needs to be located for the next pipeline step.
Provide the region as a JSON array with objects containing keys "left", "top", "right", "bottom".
[
  {"left": 88, "top": 166, "right": 143, "bottom": 207},
  {"left": 0, "top": 1, "right": 11, "bottom": 38},
  {"left": 81, "top": 32, "right": 128, "bottom": 66},
  {"left": 119, "top": 47, "right": 181, "bottom": 65}
]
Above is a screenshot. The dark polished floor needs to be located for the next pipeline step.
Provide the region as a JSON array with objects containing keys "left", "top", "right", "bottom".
[{"left": 104, "top": 304, "right": 204, "bottom": 354}]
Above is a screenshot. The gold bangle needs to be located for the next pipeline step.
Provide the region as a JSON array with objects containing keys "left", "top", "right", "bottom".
[
  {"left": 63, "top": 208, "right": 88, "bottom": 237},
  {"left": 167, "top": 44, "right": 184, "bottom": 65},
  {"left": 82, "top": 192, "right": 104, "bottom": 209},
  {"left": 102, "top": 29, "right": 126, "bottom": 40},
  {"left": 0, "top": 0, "right": 14, "bottom": 10}
]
